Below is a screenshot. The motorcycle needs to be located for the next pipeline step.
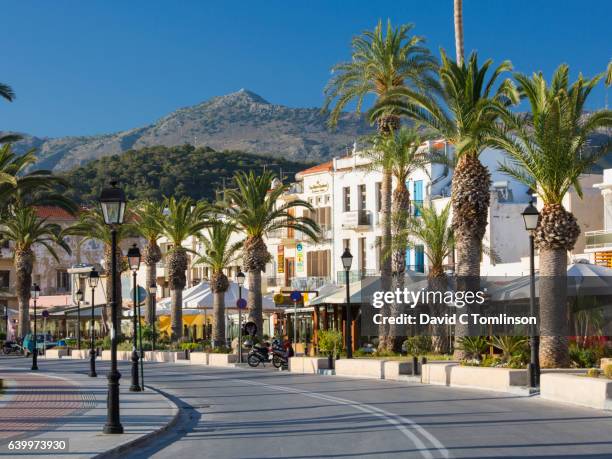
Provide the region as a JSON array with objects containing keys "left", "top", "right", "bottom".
[
  {"left": 247, "top": 341, "right": 271, "bottom": 367},
  {"left": 1, "top": 341, "right": 22, "bottom": 355},
  {"left": 271, "top": 339, "right": 293, "bottom": 369}
]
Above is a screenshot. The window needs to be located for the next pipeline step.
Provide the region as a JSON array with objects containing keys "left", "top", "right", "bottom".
[
  {"left": 307, "top": 250, "right": 330, "bottom": 277},
  {"left": 0, "top": 271, "right": 9, "bottom": 289},
  {"left": 413, "top": 180, "right": 423, "bottom": 216},
  {"left": 56, "top": 269, "right": 70, "bottom": 292},
  {"left": 375, "top": 182, "right": 382, "bottom": 211},
  {"left": 358, "top": 184, "right": 366, "bottom": 211},
  {"left": 359, "top": 237, "right": 367, "bottom": 273},
  {"left": 415, "top": 245, "right": 425, "bottom": 273},
  {"left": 343, "top": 187, "right": 351, "bottom": 212}
]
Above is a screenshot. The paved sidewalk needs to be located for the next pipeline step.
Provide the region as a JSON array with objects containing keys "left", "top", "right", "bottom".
[{"left": 0, "top": 367, "right": 178, "bottom": 458}]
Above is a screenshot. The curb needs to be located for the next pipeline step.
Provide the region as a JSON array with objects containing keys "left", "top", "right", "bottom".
[{"left": 92, "top": 385, "right": 182, "bottom": 459}]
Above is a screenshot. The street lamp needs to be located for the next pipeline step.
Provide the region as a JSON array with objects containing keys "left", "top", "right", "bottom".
[
  {"left": 236, "top": 271, "right": 245, "bottom": 363},
  {"left": 99, "top": 181, "right": 126, "bottom": 434},
  {"left": 31, "top": 283, "right": 40, "bottom": 370},
  {"left": 76, "top": 289, "right": 84, "bottom": 350},
  {"left": 127, "top": 243, "right": 142, "bottom": 392},
  {"left": 88, "top": 269, "right": 99, "bottom": 377},
  {"left": 341, "top": 248, "right": 353, "bottom": 359},
  {"left": 148, "top": 283, "right": 157, "bottom": 351},
  {"left": 522, "top": 200, "right": 540, "bottom": 388}
]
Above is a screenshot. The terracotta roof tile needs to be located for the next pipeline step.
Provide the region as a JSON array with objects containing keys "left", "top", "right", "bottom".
[
  {"left": 297, "top": 160, "right": 333, "bottom": 176},
  {"left": 34, "top": 206, "right": 76, "bottom": 221}
]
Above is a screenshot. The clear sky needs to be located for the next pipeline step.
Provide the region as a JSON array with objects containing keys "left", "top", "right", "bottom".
[{"left": 1, "top": 0, "right": 611, "bottom": 138}]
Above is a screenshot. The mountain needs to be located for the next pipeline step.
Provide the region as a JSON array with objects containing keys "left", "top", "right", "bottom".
[
  {"left": 7, "top": 89, "right": 373, "bottom": 171},
  {"left": 59, "top": 144, "right": 316, "bottom": 204}
]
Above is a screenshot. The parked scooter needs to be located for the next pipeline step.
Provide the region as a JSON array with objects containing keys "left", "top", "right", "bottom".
[
  {"left": 247, "top": 341, "right": 271, "bottom": 367},
  {"left": 271, "top": 339, "right": 294, "bottom": 369}
]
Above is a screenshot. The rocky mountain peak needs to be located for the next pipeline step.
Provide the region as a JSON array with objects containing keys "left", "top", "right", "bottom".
[{"left": 207, "top": 88, "right": 270, "bottom": 107}]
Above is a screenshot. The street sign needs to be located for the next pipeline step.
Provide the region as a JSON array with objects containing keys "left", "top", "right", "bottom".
[
  {"left": 42, "top": 310, "right": 49, "bottom": 318},
  {"left": 290, "top": 291, "right": 302, "bottom": 302},
  {"left": 236, "top": 298, "right": 247, "bottom": 309}
]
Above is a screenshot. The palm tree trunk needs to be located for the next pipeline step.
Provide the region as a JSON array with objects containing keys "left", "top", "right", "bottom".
[
  {"left": 429, "top": 273, "right": 450, "bottom": 354},
  {"left": 212, "top": 291, "right": 226, "bottom": 346},
  {"left": 145, "top": 263, "right": 156, "bottom": 324},
  {"left": 15, "top": 248, "right": 33, "bottom": 339},
  {"left": 168, "top": 247, "right": 188, "bottom": 341},
  {"left": 454, "top": 0, "right": 464, "bottom": 65},
  {"left": 451, "top": 154, "right": 490, "bottom": 359},
  {"left": 539, "top": 248, "right": 570, "bottom": 367},
  {"left": 247, "top": 270, "right": 262, "bottom": 337},
  {"left": 103, "top": 244, "right": 124, "bottom": 336}
]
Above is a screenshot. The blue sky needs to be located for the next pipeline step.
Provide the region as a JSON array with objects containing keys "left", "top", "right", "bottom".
[{"left": 1, "top": 0, "right": 611, "bottom": 137}]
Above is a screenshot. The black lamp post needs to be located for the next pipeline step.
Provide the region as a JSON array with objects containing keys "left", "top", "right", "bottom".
[
  {"left": 100, "top": 181, "right": 126, "bottom": 434},
  {"left": 31, "top": 283, "right": 40, "bottom": 370},
  {"left": 127, "top": 244, "right": 142, "bottom": 392},
  {"left": 341, "top": 248, "right": 353, "bottom": 359},
  {"left": 88, "top": 269, "right": 99, "bottom": 377},
  {"left": 522, "top": 200, "right": 540, "bottom": 388},
  {"left": 148, "top": 283, "right": 157, "bottom": 351},
  {"left": 236, "top": 271, "right": 245, "bottom": 363},
  {"left": 75, "top": 289, "right": 84, "bottom": 350}
]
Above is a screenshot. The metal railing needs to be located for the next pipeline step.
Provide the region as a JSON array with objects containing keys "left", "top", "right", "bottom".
[
  {"left": 335, "top": 269, "right": 379, "bottom": 284},
  {"left": 585, "top": 230, "right": 612, "bottom": 249},
  {"left": 290, "top": 276, "right": 331, "bottom": 291}
]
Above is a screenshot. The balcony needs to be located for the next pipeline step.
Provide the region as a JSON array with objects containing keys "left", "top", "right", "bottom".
[
  {"left": 291, "top": 276, "right": 331, "bottom": 291},
  {"left": 336, "top": 269, "right": 379, "bottom": 284},
  {"left": 341, "top": 210, "right": 371, "bottom": 230},
  {"left": 585, "top": 230, "right": 612, "bottom": 250}
]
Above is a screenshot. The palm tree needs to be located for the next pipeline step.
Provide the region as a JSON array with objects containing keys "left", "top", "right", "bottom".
[
  {"left": 363, "top": 127, "right": 432, "bottom": 350},
  {"left": 0, "top": 145, "right": 75, "bottom": 214},
  {"left": 323, "top": 20, "right": 438, "bottom": 350},
  {"left": 0, "top": 82, "right": 22, "bottom": 144},
  {"left": 0, "top": 207, "right": 71, "bottom": 338},
  {"left": 66, "top": 207, "right": 133, "bottom": 334},
  {"left": 454, "top": 0, "right": 464, "bottom": 65},
  {"left": 401, "top": 203, "right": 454, "bottom": 353},
  {"left": 132, "top": 201, "right": 165, "bottom": 325},
  {"left": 158, "top": 197, "right": 209, "bottom": 340},
  {"left": 371, "top": 51, "right": 518, "bottom": 357},
  {"left": 194, "top": 222, "right": 243, "bottom": 346},
  {"left": 226, "top": 171, "right": 319, "bottom": 337},
  {"left": 487, "top": 64, "right": 612, "bottom": 367}
]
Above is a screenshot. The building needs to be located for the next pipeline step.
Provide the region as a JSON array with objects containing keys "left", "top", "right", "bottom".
[{"left": 586, "top": 169, "right": 612, "bottom": 267}]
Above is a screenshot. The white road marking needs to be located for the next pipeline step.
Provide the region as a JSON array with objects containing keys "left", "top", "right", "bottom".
[{"left": 235, "top": 377, "right": 450, "bottom": 459}]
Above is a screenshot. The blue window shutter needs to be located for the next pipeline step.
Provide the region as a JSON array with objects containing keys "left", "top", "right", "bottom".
[
  {"left": 405, "top": 247, "right": 411, "bottom": 270},
  {"left": 415, "top": 245, "right": 425, "bottom": 273},
  {"left": 414, "top": 180, "right": 423, "bottom": 216}
]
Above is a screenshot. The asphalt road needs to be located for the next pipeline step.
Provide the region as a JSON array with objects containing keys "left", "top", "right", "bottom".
[{"left": 2, "top": 357, "right": 612, "bottom": 459}]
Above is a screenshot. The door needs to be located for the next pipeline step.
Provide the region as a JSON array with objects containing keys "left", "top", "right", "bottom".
[{"left": 285, "top": 257, "right": 295, "bottom": 287}]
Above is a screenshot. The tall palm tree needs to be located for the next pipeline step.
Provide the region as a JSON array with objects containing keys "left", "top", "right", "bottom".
[
  {"left": 323, "top": 20, "right": 438, "bottom": 349},
  {"left": 0, "top": 145, "right": 75, "bottom": 214},
  {"left": 371, "top": 51, "right": 518, "bottom": 357},
  {"left": 0, "top": 207, "right": 71, "bottom": 338},
  {"left": 0, "top": 82, "right": 22, "bottom": 144},
  {"left": 363, "top": 127, "right": 432, "bottom": 350},
  {"left": 401, "top": 203, "right": 454, "bottom": 353},
  {"left": 226, "top": 171, "right": 319, "bottom": 337},
  {"left": 194, "top": 222, "right": 243, "bottom": 346},
  {"left": 158, "top": 197, "right": 209, "bottom": 340},
  {"left": 488, "top": 64, "right": 612, "bottom": 367},
  {"left": 454, "top": 0, "right": 464, "bottom": 66},
  {"left": 66, "top": 207, "right": 133, "bottom": 334},
  {"left": 132, "top": 201, "right": 165, "bottom": 325}
]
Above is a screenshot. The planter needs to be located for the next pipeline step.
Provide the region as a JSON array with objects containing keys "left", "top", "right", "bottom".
[
  {"left": 208, "top": 353, "right": 238, "bottom": 367},
  {"left": 144, "top": 351, "right": 184, "bottom": 363},
  {"left": 45, "top": 349, "right": 70, "bottom": 359},
  {"left": 100, "top": 350, "right": 131, "bottom": 361},
  {"left": 449, "top": 366, "right": 527, "bottom": 391},
  {"left": 289, "top": 357, "right": 330, "bottom": 374},
  {"left": 334, "top": 359, "right": 386, "bottom": 379},
  {"left": 421, "top": 363, "right": 458, "bottom": 385},
  {"left": 541, "top": 373, "right": 612, "bottom": 410},
  {"left": 190, "top": 352, "right": 209, "bottom": 365},
  {"left": 383, "top": 361, "right": 414, "bottom": 380},
  {"left": 70, "top": 349, "right": 90, "bottom": 359}
]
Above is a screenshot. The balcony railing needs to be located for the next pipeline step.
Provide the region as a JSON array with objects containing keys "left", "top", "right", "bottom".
[
  {"left": 336, "top": 269, "right": 379, "bottom": 284},
  {"left": 585, "top": 230, "right": 612, "bottom": 250},
  {"left": 341, "top": 210, "right": 371, "bottom": 230},
  {"left": 290, "top": 276, "right": 331, "bottom": 291}
]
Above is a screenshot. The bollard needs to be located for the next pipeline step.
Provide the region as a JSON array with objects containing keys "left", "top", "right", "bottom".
[{"left": 412, "top": 356, "right": 419, "bottom": 376}]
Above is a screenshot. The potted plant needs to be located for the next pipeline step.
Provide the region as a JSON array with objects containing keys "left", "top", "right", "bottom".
[{"left": 318, "top": 330, "right": 343, "bottom": 370}]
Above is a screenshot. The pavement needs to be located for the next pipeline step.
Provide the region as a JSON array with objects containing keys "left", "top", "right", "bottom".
[
  {"left": 0, "top": 356, "right": 178, "bottom": 459},
  {"left": 1, "top": 356, "right": 612, "bottom": 458}
]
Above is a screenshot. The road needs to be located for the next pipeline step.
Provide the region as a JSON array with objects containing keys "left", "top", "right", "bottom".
[{"left": 1, "top": 357, "right": 612, "bottom": 459}]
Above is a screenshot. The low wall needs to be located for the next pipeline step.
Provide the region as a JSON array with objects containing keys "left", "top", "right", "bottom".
[
  {"left": 383, "top": 361, "right": 413, "bottom": 380},
  {"left": 541, "top": 373, "right": 612, "bottom": 410},
  {"left": 144, "top": 351, "right": 185, "bottom": 363},
  {"left": 208, "top": 353, "right": 238, "bottom": 367},
  {"left": 70, "top": 349, "right": 90, "bottom": 359},
  {"left": 190, "top": 352, "right": 209, "bottom": 365},
  {"left": 101, "top": 350, "right": 132, "bottom": 361},
  {"left": 334, "top": 359, "right": 385, "bottom": 379},
  {"left": 421, "top": 363, "right": 457, "bottom": 385},
  {"left": 289, "top": 357, "right": 330, "bottom": 374},
  {"left": 449, "top": 366, "right": 527, "bottom": 391},
  {"left": 45, "top": 348, "right": 70, "bottom": 359}
]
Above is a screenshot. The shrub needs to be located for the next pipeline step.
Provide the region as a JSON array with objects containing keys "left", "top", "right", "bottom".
[
  {"left": 0, "top": 332, "right": 6, "bottom": 341},
  {"left": 209, "top": 346, "right": 231, "bottom": 354},
  {"left": 489, "top": 336, "right": 528, "bottom": 362},
  {"left": 180, "top": 342, "right": 201, "bottom": 352},
  {"left": 603, "top": 364, "right": 612, "bottom": 379},
  {"left": 318, "top": 330, "right": 343, "bottom": 358},
  {"left": 569, "top": 343, "right": 601, "bottom": 368},
  {"left": 586, "top": 368, "right": 600, "bottom": 378},
  {"left": 403, "top": 336, "right": 432, "bottom": 357},
  {"left": 456, "top": 336, "right": 488, "bottom": 361}
]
